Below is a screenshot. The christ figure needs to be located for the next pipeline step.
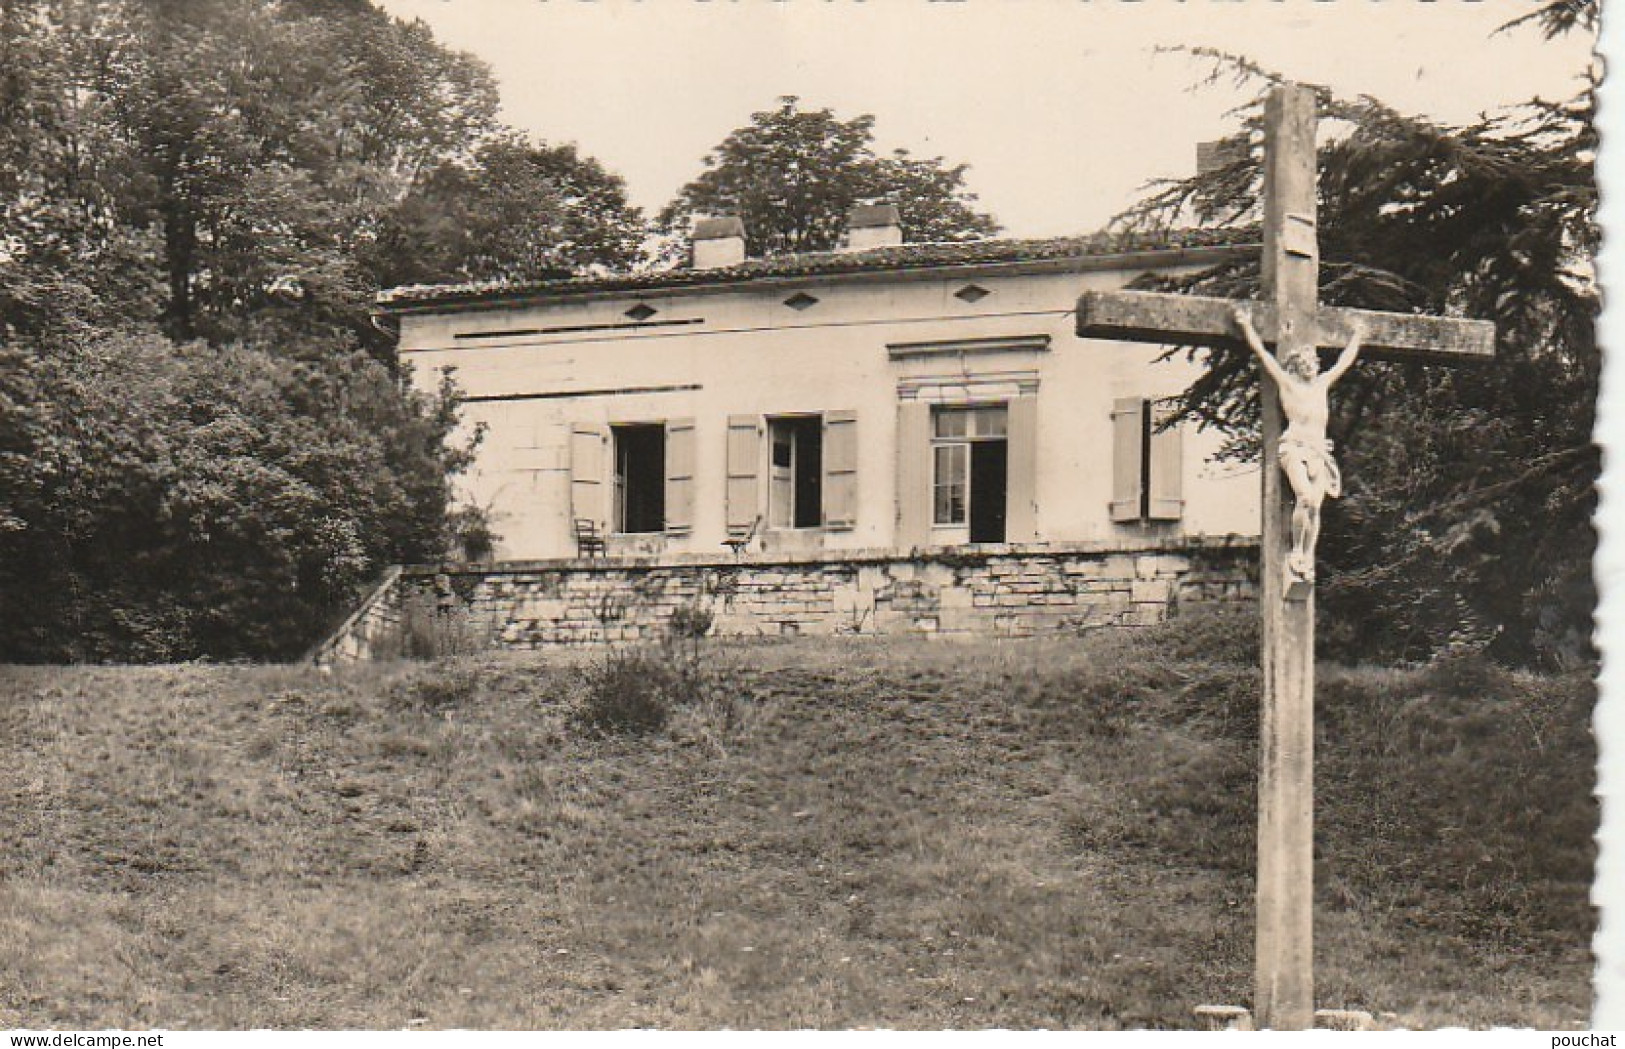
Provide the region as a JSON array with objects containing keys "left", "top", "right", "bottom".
[{"left": 1232, "top": 307, "right": 1365, "bottom": 587}]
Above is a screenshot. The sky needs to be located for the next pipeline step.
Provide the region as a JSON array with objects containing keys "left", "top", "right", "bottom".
[{"left": 373, "top": 0, "right": 1596, "bottom": 239}]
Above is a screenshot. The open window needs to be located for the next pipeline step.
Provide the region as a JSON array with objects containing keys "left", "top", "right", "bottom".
[
  {"left": 612, "top": 423, "right": 666, "bottom": 533},
  {"left": 932, "top": 405, "right": 1008, "bottom": 543},
  {"left": 728, "top": 411, "right": 858, "bottom": 534},
  {"left": 768, "top": 416, "right": 823, "bottom": 529}
]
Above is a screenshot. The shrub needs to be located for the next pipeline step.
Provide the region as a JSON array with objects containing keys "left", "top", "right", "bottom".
[
  {"left": 570, "top": 617, "right": 737, "bottom": 738},
  {"left": 668, "top": 602, "right": 714, "bottom": 640},
  {"left": 572, "top": 647, "right": 679, "bottom": 737}
]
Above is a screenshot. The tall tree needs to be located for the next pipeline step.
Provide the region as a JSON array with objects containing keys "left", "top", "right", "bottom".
[
  {"left": 1119, "top": 42, "right": 1597, "bottom": 666},
  {"left": 366, "top": 136, "right": 646, "bottom": 289},
  {"left": 0, "top": 0, "right": 549, "bottom": 661},
  {"left": 659, "top": 96, "right": 999, "bottom": 258},
  {"left": 91, "top": 0, "right": 500, "bottom": 344}
]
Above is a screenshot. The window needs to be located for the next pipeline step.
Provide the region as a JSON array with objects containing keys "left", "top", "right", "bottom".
[
  {"left": 933, "top": 444, "right": 967, "bottom": 524},
  {"left": 768, "top": 416, "right": 823, "bottom": 529},
  {"left": 613, "top": 423, "right": 666, "bottom": 533},
  {"left": 731, "top": 412, "right": 857, "bottom": 533},
  {"left": 931, "top": 405, "right": 1008, "bottom": 542}
]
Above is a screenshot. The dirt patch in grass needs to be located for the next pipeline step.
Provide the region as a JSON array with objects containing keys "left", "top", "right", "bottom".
[{"left": 0, "top": 618, "right": 1594, "bottom": 1029}]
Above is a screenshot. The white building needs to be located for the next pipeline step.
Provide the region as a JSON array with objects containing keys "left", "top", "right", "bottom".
[
  {"left": 341, "top": 208, "right": 1262, "bottom": 653},
  {"left": 381, "top": 208, "right": 1259, "bottom": 559}
]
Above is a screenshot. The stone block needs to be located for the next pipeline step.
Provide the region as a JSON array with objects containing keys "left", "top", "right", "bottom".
[
  {"left": 1131, "top": 579, "right": 1174, "bottom": 604},
  {"left": 1102, "top": 554, "right": 1136, "bottom": 580},
  {"left": 933, "top": 607, "right": 982, "bottom": 633},
  {"left": 885, "top": 562, "right": 919, "bottom": 583},
  {"left": 872, "top": 610, "right": 912, "bottom": 634},
  {"left": 1061, "top": 559, "right": 1100, "bottom": 578}
]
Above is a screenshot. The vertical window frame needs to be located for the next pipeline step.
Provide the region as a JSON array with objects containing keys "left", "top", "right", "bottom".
[
  {"left": 930, "top": 403, "right": 1007, "bottom": 527},
  {"left": 610, "top": 421, "right": 667, "bottom": 534}
]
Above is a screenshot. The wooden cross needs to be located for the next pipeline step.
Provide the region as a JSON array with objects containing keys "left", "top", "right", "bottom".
[{"left": 1076, "top": 83, "right": 1495, "bottom": 1030}]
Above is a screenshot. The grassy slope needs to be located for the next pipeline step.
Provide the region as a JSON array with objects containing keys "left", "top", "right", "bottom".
[{"left": 0, "top": 613, "right": 1595, "bottom": 1029}]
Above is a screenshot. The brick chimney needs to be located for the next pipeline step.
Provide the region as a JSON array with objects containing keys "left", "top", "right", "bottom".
[
  {"left": 842, "top": 202, "right": 903, "bottom": 252},
  {"left": 692, "top": 215, "right": 746, "bottom": 269}
]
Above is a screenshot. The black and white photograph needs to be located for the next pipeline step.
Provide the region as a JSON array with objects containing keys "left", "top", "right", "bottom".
[{"left": 0, "top": 0, "right": 1606, "bottom": 1033}]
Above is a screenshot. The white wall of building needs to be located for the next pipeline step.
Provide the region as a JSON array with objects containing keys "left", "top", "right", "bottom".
[{"left": 395, "top": 260, "right": 1260, "bottom": 561}]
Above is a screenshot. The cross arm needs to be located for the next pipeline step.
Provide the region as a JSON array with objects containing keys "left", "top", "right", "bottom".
[{"left": 1076, "top": 289, "right": 1495, "bottom": 364}]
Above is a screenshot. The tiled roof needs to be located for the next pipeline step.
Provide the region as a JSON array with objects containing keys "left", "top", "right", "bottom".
[{"left": 375, "top": 227, "right": 1258, "bottom": 311}]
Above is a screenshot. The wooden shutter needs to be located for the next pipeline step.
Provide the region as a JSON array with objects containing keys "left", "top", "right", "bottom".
[
  {"left": 1110, "top": 397, "right": 1144, "bottom": 523},
  {"left": 570, "top": 423, "right": 607, "bottom": 530},
  {"left": 1005, "top": 395, "right": 1039, "bottom": 542},
  {"left": 895, "top": 401, "right": 932, "bottom": 548},
  {"left": 822, "top": 410, "right": 858, "bottom": 530},
  {"left": 1147, "top": 401, "right": 1184, "bottom": 520},
  {"left": 665, "top": 417, "right": 695, "bottom": 535},
  {"left": 725, "top": 414, "right": 760, "bottom": 532}
]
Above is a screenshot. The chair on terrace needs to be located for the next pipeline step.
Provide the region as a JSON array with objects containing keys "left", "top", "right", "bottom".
[
  {"left": 723, "top": 515, "right": 761, "bottom": 556},
  {"left": 574, "top": 517, "right": 607, "bottom": 558}
]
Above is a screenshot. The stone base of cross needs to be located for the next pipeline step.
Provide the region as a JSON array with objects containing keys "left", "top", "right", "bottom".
[{"left": 1076, "top": 84, "right": 1493, "bottom": 1030}]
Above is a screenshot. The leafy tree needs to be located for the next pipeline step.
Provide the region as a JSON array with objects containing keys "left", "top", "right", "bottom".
[
  {"left": 0, "top": 329, "right": 479, "bottom": 661},
  {"left": 1119, "top": 40, "right": 1596, "bottom": 667},
  {"left": 659, "top": 96, "right": 999, "bottom": 258},
  {"left": 65, "top": 0, "right": 502, "bottom": 344},
  {"left": 366, "top": 136, "right": 646, "bottom": 289},
  {"left": 0, "top": 0, "right": 550, "bottom": 661}
]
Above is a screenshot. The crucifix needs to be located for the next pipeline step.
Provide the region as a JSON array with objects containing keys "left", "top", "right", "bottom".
[{"left": 1076, "top": 83, "right": 1495, "bottom": 1030}]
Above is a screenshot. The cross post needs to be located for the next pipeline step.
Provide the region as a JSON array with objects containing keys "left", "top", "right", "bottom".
[{"left": 1076, "top": 83, "right": 1494, "bottom": 1030}]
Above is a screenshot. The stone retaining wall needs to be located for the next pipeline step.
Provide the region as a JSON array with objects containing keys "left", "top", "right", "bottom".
[{"left": 315, "top": 539, "right": 1256, "bottom": 662}]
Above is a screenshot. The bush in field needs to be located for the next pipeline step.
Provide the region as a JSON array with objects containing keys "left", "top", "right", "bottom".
[
  {"left": 571, "top": 609, "right": 740, "bottom": 738},
  {"left": 668, "top": 602, "right": 714, "bottom": 641},
  {"left": 572, "top": 648, "right": 679, "bottom": 737}
]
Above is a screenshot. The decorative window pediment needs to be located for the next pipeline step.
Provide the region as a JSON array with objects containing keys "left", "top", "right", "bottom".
[{"left": 886, "top": 334, "right": 1050, "bottom": 360}]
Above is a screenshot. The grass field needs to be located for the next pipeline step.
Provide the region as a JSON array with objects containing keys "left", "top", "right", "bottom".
[{"left": 0, "top": 610, "right": 1596, "bottom": 1029}]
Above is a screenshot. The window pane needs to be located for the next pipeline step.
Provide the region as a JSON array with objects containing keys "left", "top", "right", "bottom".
[
  {"left": 934, "top": 409, "right": 968, "bottom": 438},
  {"left": 934, "top": 444, "right": 967, "bottom": 524},
  {"left": 973, "top": 406, "right": 1008, "bottom": 438}
]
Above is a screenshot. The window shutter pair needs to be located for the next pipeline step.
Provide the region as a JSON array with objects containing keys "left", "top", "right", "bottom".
[
  {"left": 726, "top": 412, "right": 859, "bottom": 530},
  {"left": 1110, "top": 397, "right": 1183, "bottom": 522},
  {"left": 569, "top": 419, "right": 696, "bottom": 535}
]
